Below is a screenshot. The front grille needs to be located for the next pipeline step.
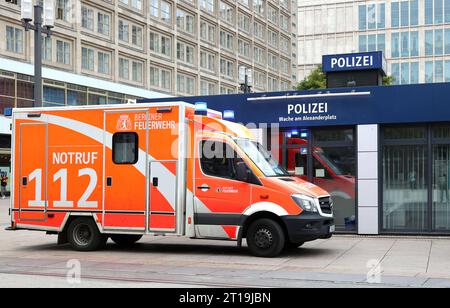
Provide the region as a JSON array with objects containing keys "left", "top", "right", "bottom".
[{"left": 319, "top": 197, "right": 333, "bottom": 214}]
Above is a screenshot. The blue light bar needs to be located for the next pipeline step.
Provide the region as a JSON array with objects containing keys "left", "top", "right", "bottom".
[
  {"left": 291, "top": 130, "right": 299, "bottom": 136},
  {"left": 4, "top": 108, "right": 12, "bottom": 117},
  {"left": 195, "top": 102, "right": 208, "bottom": 116},
  {"left": 223, "top": 110, "right": 235, "bottom": 120},
  {"left": 300, "top": 129, "right": 309, "bottom": 138}
]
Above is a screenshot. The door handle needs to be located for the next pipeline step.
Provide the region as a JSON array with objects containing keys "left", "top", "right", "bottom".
[
  {"left": 106, "top": 177, "right": 112, "bottom": 186},
  {"left": 22, "top": 177, "right": 27, "bottom": 186},
  {"left": 197, "top": 185, "right": 210, "bottom": 191},
  {"left": 152, "top": 177, "right": 159, "bottom": 187}
]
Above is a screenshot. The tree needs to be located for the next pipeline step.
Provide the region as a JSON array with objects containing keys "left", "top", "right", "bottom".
[
  {"left": 382, "top": 75, "right": 394, "bottom": 86},
  {"left": 295, "top": 65, "right": 326, "bottom": 91}
]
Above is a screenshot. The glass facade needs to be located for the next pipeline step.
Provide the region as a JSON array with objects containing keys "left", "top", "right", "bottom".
[
  {"left": 0, "top": 70, "right": 141, "bottom": 113},
  {"left": 382, "top": 124, "right": 450, "bottom": 233},
  {"left": 280, "top": 127, "right": 356, "bottom": 231}
]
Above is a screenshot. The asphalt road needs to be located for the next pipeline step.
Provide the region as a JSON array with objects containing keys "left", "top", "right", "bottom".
[{"left": 2, "top": 199, "right": 450, "bottom": 288}]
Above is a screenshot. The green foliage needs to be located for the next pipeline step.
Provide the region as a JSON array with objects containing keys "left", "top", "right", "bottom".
[
  {"left": 382, "top": 75, "right": 394, "bottom": 86},
  {"left": 295, "top": 65, "right": 326, "bottom": 91}
]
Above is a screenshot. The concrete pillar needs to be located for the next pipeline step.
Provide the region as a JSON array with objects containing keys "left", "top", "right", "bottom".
[{"left": 357, "top": 124, "right": 379, "bottom": 235}]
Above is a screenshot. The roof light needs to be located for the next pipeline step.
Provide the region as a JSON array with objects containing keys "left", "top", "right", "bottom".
[
  {"left": 195, "top": 102, "right": 208, "bottom": 116},
  {"left": 223, "top": 110, "right": 235, "bottom": 120}
]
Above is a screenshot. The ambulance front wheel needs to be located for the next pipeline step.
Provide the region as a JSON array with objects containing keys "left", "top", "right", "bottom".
[
  {"left": 67, "top": 218, "right": 107, "bottom": 251},
  {"left": 246, "top": 218, "right": 285, "bottom": 257},
  {"left": 110, "top": 235, "right": 143, "bottom": 247}
]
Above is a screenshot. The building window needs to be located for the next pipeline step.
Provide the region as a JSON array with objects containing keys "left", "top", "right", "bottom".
[
  {"left": 268, "top": 53, "right": 278, "bottom": 70},
  {"left": 268, "top": 30, "right": 278, "bottom": 48},
  {"left": 220, "top": 58, "right": 234, "bottom": 78},
  {"left": 176, "top": 9, "right": 195, "bottom": 34},
  {"left": 82, "top": 47, "right": 94, "bottom": 71},
  {"left": 200, "top": 80, "right": 216, "bottom": 95},
  {"left": 359, "top": 3, "right": 385, "bottom": 30},
  {"left": 119, "top": 58, "right": 130, "bottom": 79},
  {"left": 200, "top": 50, "right": 215, "bottom": 72},
  {"left": 238, "top": 13, "right": 250, "bottom": 33},
  {"left": 254, "top": 46, "right": 266, "bottom": 65},
  {"left": 425, "top": 0, "right": 433, "bottom": 24},
  {"left": 177, "top": 74, "right": 195, "bottom": 95},
  {"left": 219, "top": 1, "right": 234, "bottom": 24},
  {"left": 132, "top": 62, "right": 143, "bottom": 83},
  {"left": 150, "top": 67, "right": 171, "bottom": 90},
  {"left": 280, "top": 14, "right": 289, "bottom": 31},
  {"left": 219, "top": 31, "right": 233, "bottom": 50},
  {"left": 177, "top": 42, "right": 195, "bottom": 64},
  {"left": 425, "top": 30, "right": 433, "bottom": 55},
  {"left": 42, "top": 37, "right": 52, "bottom": 61},
  {"left": 238, "top": 40, "right": 250, "bottom": 58},
  {"left": 98, "top": 52, "right": 110, "bottom": 74},
  {"left": 132, "top": 25, "right": 143, "bottom": 47},
  {"left": 200, "top": 21, "right": 216, "bottom": 43},
  {"left": 436, "top": 29, "right": 444, "bottom": 55},
  {"left": 6, "top": 26, "right": 23, "bottom": 54},
  {"left": 120, "top": 0, "right": 142, "bottom": 10},
  {"left": 149, "top": 32, "right": 172, "bottom": 58},
  {"left": 254, "top": 21, "right": 265, "bottom": 41},
  {"left": 97, "top": 13, "right": 110, "bottom": 36},
  {"left": 81, "top": 6, "right": 94, "bottom": 31},
  {"left": 253, "top": 0, "right": 265, "bottom": 15},
  {"left": 56, "top": 40, "right": 70, "bottom": 65},
  {"left": 118, "top": 20, "right": 129, "bottom": 42},
  {"left": 200, "top": 0, "right": 215, "bottom": 14},
  {"left": 267, "top": 5, "right": 278, "bottom": 25},
  {"left": 150, "top": 0, "right": 172, "bottom": 22},
  {"left": 426, "top": 61, "right": 434, "bottom": 82},
  {"left": 56, "top": 0, "right": 70, "bottom": 22}
]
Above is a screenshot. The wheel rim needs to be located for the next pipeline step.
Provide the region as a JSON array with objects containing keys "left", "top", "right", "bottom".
[
  {"left": 254, "top": 227, "right": 273, "bottom": 249},
  {"left": 73, "top": 224, "right": 93, "bottom": 247}
]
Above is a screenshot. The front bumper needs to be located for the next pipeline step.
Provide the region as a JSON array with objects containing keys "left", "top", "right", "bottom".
[{"left": 282, "top": 212, "right": 334, "bottom": 243}]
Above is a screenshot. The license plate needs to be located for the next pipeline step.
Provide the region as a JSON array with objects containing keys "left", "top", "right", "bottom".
[{"left": 329, "top": 225, "right": 335, "bottom": 233}]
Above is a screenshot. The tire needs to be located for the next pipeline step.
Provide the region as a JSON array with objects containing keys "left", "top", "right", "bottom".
[
  {"left": 246, "top": 218, "right": 285, "bottom": 257},
  {"left": 67, "top": 218, "right": 106, "bottom": 251},
  {"left": 285, "top": 241, "right": 304, "bottom": 250},
  {"left": 110, "top": 235, "right": 143, "bottom": 247}
]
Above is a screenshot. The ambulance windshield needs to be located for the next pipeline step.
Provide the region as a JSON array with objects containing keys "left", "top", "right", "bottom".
[{"left": 236, "top": 139, "right": 289, "bottom": 177}]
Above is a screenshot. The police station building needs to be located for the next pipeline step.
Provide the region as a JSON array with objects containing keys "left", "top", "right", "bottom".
[{"left": 140, "top": 52, "right": 450, "bottom": 236}]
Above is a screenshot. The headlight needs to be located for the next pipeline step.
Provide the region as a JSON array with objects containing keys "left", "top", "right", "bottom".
[{"left": 292, "top": 194, "right": 318, "bottom": 212}]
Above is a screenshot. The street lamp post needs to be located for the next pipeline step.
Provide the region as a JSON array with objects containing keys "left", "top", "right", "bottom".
[
  {"left": 239, "top": 66, "right": 253, "bottom": 94},
  {"left": 21, "top": 0, "right": 55, "bottom": 107}
]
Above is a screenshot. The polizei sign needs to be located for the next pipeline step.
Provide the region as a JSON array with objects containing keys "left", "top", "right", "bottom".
[
  {"left": 322, "top": 51, "right": 385, "bottom": 73},
  {"left": 279, "top": 102, "right": 337, "bottom": 123}
]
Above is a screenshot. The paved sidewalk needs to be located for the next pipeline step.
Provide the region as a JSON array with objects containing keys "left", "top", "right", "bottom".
[{"left": 2, "top": 198, "right": 450, "bottom": 287}]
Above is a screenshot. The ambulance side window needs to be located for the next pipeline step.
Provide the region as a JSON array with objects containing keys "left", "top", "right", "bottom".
[
  {"left": 113, "top": 132, "right": 139, "bottom": 164},
  {"left": 200, "top": 141, "right": 243, "bottom": 180}
]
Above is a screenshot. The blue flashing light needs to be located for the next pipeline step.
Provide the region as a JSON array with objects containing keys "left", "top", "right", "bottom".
[
  {"left": 291, "top": 130, "right": 299, "bottom": 136},
  {"left": 300, "top": 129, "right": 309, "bottom": 138},
  {"left": 195, "top": 102, "right": 208, "bottom": 116},
  {"left": 4, "top": 108, "right": 12, "bottom": 117},
  {"left": 301, "top": 147, "right": 308, "bottom": 155},
  {"left": 223, "top": 110, "right": 235, "bottom": 120}
]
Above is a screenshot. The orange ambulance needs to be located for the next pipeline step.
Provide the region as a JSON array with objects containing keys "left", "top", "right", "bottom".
[{"left": 8, "top": 102, "right": 334, "bottom": 257}]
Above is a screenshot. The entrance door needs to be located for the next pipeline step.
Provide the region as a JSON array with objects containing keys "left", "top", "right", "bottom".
[
  {"left": 149, "top": 161, "right": 177, "bottom": 232},
  {"left": 281, "top": 128, "right": 357, "bottom": 231},
  {"left": 19, "top": 122, "right": 48, "bottom": 221}
]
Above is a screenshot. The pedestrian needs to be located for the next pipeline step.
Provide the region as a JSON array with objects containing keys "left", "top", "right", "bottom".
[{"left": 1, "top": 173, "right": 8, "bottom": 199}]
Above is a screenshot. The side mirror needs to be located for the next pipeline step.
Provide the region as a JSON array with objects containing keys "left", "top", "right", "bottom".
[{"left": 235, "top": 161, "right": 249, "bottom": 182}]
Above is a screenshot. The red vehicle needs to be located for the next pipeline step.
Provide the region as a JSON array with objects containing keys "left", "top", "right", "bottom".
[{"left": 283, "top": 137, "right": 355, "bottom": 228}]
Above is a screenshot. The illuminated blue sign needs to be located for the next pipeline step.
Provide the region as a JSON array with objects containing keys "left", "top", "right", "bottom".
[{"left": 322, "top": 51, "right": 386, "bottom": 74}]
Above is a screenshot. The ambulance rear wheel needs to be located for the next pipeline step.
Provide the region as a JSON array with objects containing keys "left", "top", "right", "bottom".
[
  {"left": 67, "top": 218, "right": 106, "bottom": 251},
  {"left": 247, "top": 218, "right": 285, "bottom": 258},
  {"left": 111, "top": 235, "right": 143, "bottom": 247}
]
